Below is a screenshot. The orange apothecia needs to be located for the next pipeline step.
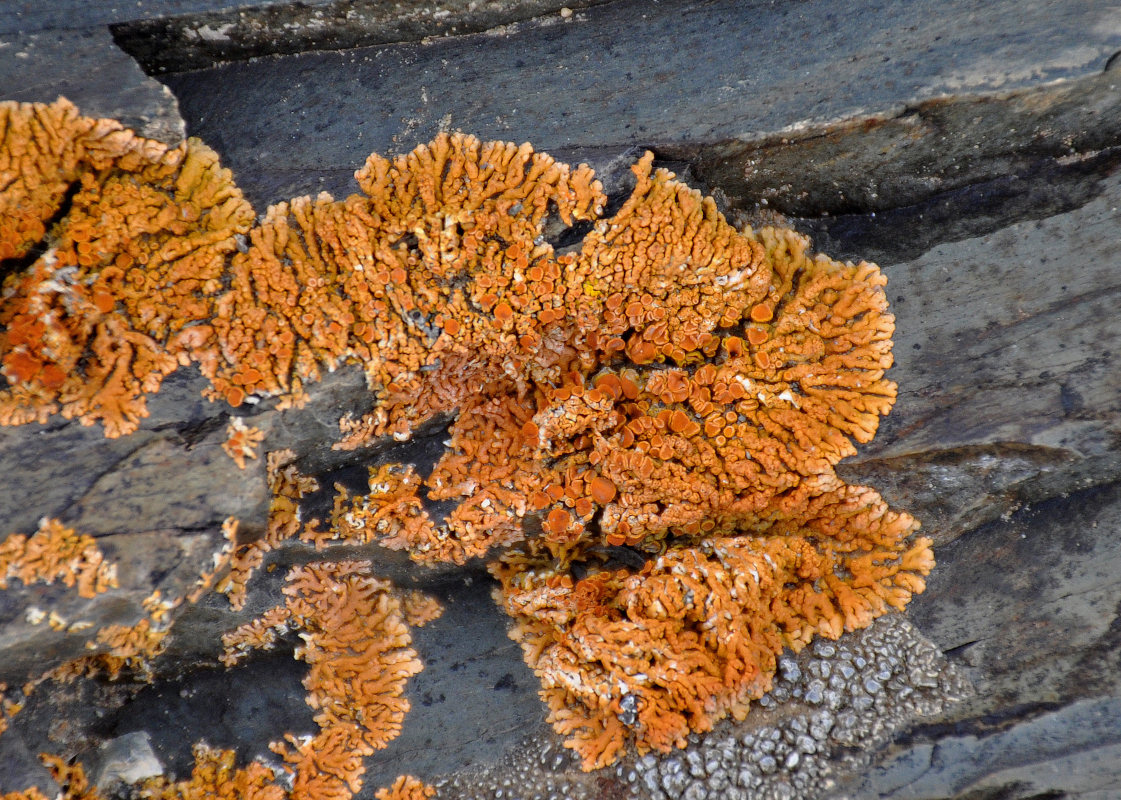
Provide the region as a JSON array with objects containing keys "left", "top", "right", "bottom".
[
  {"left": 1, "top": 99, "right": 932, "bottom": 784},
  {"left": 0, "top": 99, "right": 255, "bottom": 437},
  {"left": 222, "top": 417, "right": 266, "bottom": 469}
]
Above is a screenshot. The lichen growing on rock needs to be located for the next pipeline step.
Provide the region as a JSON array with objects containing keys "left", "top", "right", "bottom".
[
  {"left": 374, "top": 775, "right": 436, "bottom": 800},
  {"left": 142, "top": 744, "right": 284, "bottom": 800},
  {"left": 222, "top": 417, "right": 265, "bottom": 470},
  {"left": 188, "top": 560, "right": 427, "bottom": 800},
  {"left": 0, "top": 98, "right": 938, "bottom": 795},
  {"left": 0, "top": 518, "right": 118, "bottom": 599},
  {"left": 17, "top": 561, "right": 429, "bottom": 800},
  {"left": 492, "top": 501, "right": 931, "bottom": 769},
  {"left": 263, "top": 561, "right": 424, "bottom": 800},
  {"left": 0, "top": 99, "right": 255, "bottom": 437},
  {"left": 434, "top": 614, "right": 970, "bottom": 800}
]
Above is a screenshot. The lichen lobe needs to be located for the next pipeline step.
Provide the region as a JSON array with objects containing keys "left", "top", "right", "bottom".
[{"left": 0, "top": 98, "right": 935, "bottom": 788}]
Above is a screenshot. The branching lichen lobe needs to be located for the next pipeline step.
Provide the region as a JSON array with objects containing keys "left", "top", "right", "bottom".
[
  {"left": 0, "top": 99, "right": 254, "bottom": 436},
  {"left": 0, "top": 99, "right": 933, "bottom": 790},
  {"left": 0, "top": 518, "right": 118, "bottom": 599}
]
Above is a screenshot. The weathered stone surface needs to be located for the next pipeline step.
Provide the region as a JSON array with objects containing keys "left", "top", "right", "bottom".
[
  {"left": 843, "top": 480, "right": 1121, "bottom": 799},
  {"left": 434, "top": 614, "right": 971, "bottom": 800},
  {"left": 838, "top": 164, "right": 1121, "bottom": 544},
  {"left": 0, "top": 0, "right": 596, "bottom": 142},
  {"left": 110, "top": 0, "right": 611, "bottom": 75},
  {"left": 157, "top": 0, "right": 1121, "bottom": 208},
  {"left": 2, "top": 1, "right": 1121, "bottom": 798},
  {"left": 91, "top": 731, "right": 163, "bottom": 790}
]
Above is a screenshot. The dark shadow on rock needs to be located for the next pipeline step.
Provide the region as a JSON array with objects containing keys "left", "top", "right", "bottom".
[
  {"left": 81, "top": 569, "right": 543, "bottom": 790},
  {"left": 794, "top": 146, "right": 1121, "bottom": 266},
  {"left": 99, "top": 651, "right": 315, "bottom": 778}
]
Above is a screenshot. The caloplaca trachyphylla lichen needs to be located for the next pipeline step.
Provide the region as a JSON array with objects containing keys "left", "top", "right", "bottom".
[{"left": 0, "top": 98, "right": 934, "bottom": 796}]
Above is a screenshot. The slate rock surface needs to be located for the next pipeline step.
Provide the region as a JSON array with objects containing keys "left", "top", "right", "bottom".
[{"left": 1, "top": 1, "right": 1120, "bottom": 798}]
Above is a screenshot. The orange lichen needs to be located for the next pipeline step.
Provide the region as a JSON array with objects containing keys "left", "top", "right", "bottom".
[
  {"left": 1, "top": 752, "right": 96, "bottom": 797},
  {"left": 142, "top": 588, "right": 181, "bottom": 625},
  {"left": 307, "top": 148, "right": 911, "bottom": 592},
  {"left": 187, "top": 516, "right": 240, "bottom": 606},
  {"left": 267, "top": 561, "right": 423, "bottom": 800},
  {"left": 322, "top": 465, "right": 439, "bottom": 556},
  {"left": 0, "top": 754, "right": 96, "bottom": 800},
  {"left": 35, "top": 613, "right": 172, "bottom": 687},
  {"left": 89, "top": 617, "right": 171, "bottom": 680},
  {"left": 212, "top": 518, "right": 261, "bottom": 611},
  {"left": 142, "top": 744, "right": 284, "bottom": 800},
  {"left": 0, "top": 100, "right": 117, "bottom": 265},
  {"left": 222, "top": 417, "right": 265, "bottom": 469},
  {"left": 219, "top": 605, "right": 292, "bottom": 667},
  {"left": 265, "top": 451, "right": 321, "bottom": 540},
  {"left": 0, "top": 518, "right": 118, "bottom": 599},
  {"left": 206, "top": 132, "right": 602, "bottom": 424},
  {"left": 1, "top": 106, "right": 928, "bottom": 781},
  {"left": 7, "top": 115, "right": 606, "bottom": 443},
  {"left": 313, "top": 148, "right": 916, "bottom": 768},
  {"left": 10, "top": 556, "right": 428, "bottom": 800},
  {"left": 217, "top": 452, "right": 320, "bottom": 610},
  {"left": 0, "top": 789, "right": 49, "bottom": 800},
  {"left": 0, "top": 682, "right": 22, "bottom": 740},
  {"left": 171, "top": 561, "right": 426, "bottom": 800},
  {"left": 397, "top": 589, "right": 444, "bottom": 628},
  {"left": 374, "top": 775, "right": 436, "bottom": 800},
  {"left": 0, "top": 99, "right": 255, "bottom": 437},
  {"left": 12, "top": 523, "right": 238, "bottom": 693},
  {"left": 492, "top": 478, "right": 932, "bottom": 769},
  {"left": 37, "top": 756, "right": 102, "bottom": 800}
]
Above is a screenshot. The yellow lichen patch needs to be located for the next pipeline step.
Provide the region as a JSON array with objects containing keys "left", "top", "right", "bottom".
[
  {"left": 0, "top": 100, "right": 255, "bottom": 437},
  {"left": 0, "top": 518, "right": 118, "bottom": 599},
  {"left": 222, "top": 417, "right": 265, "bottom": 469},
  {"left": 374, "top": 775, "right": 436, "bottom": 800}
]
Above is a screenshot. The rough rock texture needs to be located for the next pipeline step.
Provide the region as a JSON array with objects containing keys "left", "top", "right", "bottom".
[
  {"left": 437, "top": 615, "right": 971, "bottom": 800},
  {"left": 2, "top": 1, "right": 1121, "bottom": 798}
]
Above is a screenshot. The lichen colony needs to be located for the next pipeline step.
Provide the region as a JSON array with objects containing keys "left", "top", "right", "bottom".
[{"left": 0, "top": 99, "right": 933, "bottom": 796}]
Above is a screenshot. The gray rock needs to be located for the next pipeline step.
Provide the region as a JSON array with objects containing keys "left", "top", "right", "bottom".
[
  {"left": 1, "top": 0, "right": 1121, "bottom": 798},
  {"left": 93, "top": 731, "right": 163, "bottom": 789}
]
